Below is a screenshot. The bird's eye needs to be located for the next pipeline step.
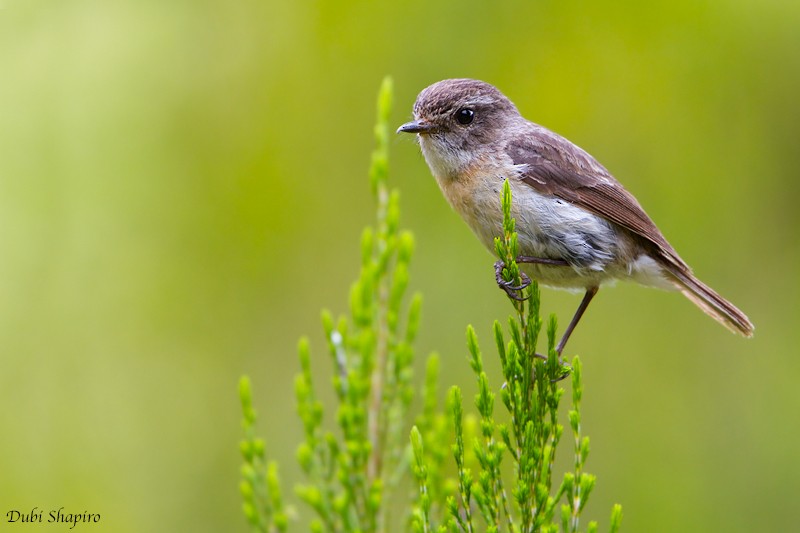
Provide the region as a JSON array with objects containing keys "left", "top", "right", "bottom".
[{"left": 455, "top": 108, "right": 474, "bottom": 125}]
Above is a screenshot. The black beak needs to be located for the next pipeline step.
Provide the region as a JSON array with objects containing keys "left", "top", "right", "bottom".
[{"left": 396, "top": 120, "right": 435, "bottom": 134}]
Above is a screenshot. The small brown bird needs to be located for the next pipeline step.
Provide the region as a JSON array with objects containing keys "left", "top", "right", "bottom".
[{"left": 398, "top": 78, "right": 753, "bottom": 354}]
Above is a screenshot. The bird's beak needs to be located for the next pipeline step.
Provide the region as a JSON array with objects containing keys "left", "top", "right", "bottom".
[{"left": 396, "top": 120, "right": 435, "bottom": 134}]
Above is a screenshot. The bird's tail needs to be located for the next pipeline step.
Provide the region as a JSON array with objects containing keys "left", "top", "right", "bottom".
[{"left": 667, "top": 268, "right": 754, "bottom": 337}]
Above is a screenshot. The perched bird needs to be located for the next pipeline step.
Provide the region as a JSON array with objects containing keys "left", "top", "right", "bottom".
[{"left": 397, "top": 78, "right": 753, "bottom": 354}]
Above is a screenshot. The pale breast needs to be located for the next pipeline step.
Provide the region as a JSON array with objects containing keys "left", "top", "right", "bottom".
[
  {"left": 441, "top": 171, "right": 633, "bottom": 289},
  {"left": 420, "top": 137, "right": 638, "bottom": 290}
]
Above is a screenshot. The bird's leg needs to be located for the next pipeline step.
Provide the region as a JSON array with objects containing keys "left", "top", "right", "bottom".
[
  {"left": 494, "top": 256, "right": 594, "bottom": 381},
  {"left": 494, "top": 260, "right": 531, "bottom": 301},
  {"left": 494, "top": 255, "right": 570, "bottom": 301},
  {"left": 545, "top": 286, "right": 598, "bottom": 382},
  {"left": 555, "top": 286, "right": 598, "bottom": 356}
]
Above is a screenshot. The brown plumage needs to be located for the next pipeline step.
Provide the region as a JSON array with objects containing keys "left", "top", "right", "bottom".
[
  {"left": 398, "top": 78, "right": 754, "bottom": 348},
  {"left": 508, "top": 134, "right": 753, "bottom": 337}
]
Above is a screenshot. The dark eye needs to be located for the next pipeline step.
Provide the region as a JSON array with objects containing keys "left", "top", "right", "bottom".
[{"left": 456, "top": 108, "right": 474, "bottom": 125}]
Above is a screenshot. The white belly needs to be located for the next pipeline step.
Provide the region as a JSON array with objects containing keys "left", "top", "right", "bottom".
[{"left": 438, "top": 173, "right": 672, "bottom": 291}]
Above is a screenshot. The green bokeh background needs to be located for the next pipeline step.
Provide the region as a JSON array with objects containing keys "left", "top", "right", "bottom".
[{"left": 2, "top": 1, "right": 798, "bottom": 531}]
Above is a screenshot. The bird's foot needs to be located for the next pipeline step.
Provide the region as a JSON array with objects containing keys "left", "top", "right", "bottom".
[
  {"left": 549, "top": 357, "right": 572, "bottom": 382},
  {"left": 536, "top": 353, "right": 572, "bottom": 383},
  {"left": 494, "top": 260, "right": 531, "bottom": 301},
  {"left": 500, "top": 353, "right": 571, "bottom": 390}
]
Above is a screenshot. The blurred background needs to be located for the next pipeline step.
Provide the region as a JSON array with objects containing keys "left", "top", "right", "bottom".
[{"left": 1, "top": 0, "right": 798, "bottom": 531}]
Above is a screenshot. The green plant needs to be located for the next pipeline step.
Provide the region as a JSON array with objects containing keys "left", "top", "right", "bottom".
[
  {"left": 239, "top": 77, "right": 621, "bottom": 533},
  {"left": 407, "top": 178, "right": 621, "bottom": 533}
]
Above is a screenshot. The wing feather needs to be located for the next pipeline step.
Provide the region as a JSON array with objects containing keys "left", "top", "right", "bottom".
[{"left": 506, "top": 132, "right": 690, "bottom": 273}]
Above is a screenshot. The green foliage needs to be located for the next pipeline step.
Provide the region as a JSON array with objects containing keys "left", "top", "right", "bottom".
[
  {"left": 240, "top": 76, "right": 421, "bottom": 532},
  {"left": 295, "top": 75, "right": 420, "bottom": 531},
  {"left": 240, "top": 376, "right": 289, "bottom": 532},
  {"left": 239, "top": 79, "right": 620, "bottom": 533},
  {"left": 409, "top": 179, "right": 621, "bottom": 532}
]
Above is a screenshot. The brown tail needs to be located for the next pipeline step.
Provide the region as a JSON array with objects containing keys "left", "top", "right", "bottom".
[{"left": 667, "top": 269, "right": 754, "bottom": 337}]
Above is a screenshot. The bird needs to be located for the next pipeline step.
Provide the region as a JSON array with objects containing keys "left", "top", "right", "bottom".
[{"left": 397, "top": 78, "right": 753, "bottom": 355}]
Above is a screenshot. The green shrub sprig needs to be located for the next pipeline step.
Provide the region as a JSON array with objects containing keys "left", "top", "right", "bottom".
[{"left": 240, "top": 78, "right": 621, "bottom": 533}]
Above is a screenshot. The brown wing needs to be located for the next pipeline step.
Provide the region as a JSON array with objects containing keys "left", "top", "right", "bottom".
[
  {"left": 506, "top": 131, "right": 690, "bottom": 273},
  {"left": 507, "top": 126, "right": 754, "bottom": 337}
]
